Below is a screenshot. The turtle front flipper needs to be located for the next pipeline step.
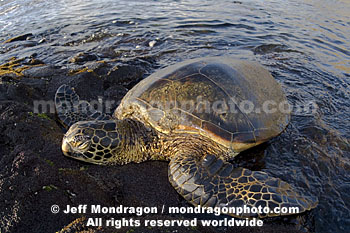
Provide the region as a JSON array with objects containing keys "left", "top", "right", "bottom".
[
  {"left": 168, "top": 153, "right": 317, "bottom": 218},
  {"left": 55, "top": 84, "right": 112, "bottom": 128}
]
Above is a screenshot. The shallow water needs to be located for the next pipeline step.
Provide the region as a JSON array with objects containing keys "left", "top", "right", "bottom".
[{"left": 1, "top": 0, "right": 350, "bottom": 232}]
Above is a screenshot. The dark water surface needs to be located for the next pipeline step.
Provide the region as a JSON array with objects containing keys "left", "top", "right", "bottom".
[{"left": 1, "top": 0, "right": 350, "bottom": 232}]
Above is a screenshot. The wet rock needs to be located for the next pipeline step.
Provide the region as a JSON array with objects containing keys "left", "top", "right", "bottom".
[
  {"left": 3, "top": 33, "right": 33, "bottom": 43},
  {"left": 0, "top": 57, "right": 48, "bottom": 79},
  {"left": 22, "top": 64, "right": 63, "bottom": 79},
  {"left": 38, "top": 38, "right": 46, "bottom": 44},
  {"left": 67, "top": 60, "right": 111, "bottom": 78},
  {"left": 148, "top": 40, "right": 156, "bottom": 48},
  {"left": 28, "top": 58, "right": 45, "bottom": 65},
  {"left": 253, "top": 44, "right": 301, "bottom": 55},
  {"left": 69, "top": 52, "right": 99, "bottom": 63},
  {"left": 4, "top": 82, "right": 44, "bottom": 104},
  {"left": 105, "top": 64, "right": 145, "bottom": 89},
  {"left": 67, "top": 71, "right": 105, "bottom": 101}
]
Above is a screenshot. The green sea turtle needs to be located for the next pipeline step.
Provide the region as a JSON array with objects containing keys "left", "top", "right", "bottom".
[{"left": 55, "top": 57, "right": 317, "bottom": 218}]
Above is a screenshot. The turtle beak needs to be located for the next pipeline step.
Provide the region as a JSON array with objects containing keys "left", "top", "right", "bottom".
[{"left": 61, "top": 137, "right": 72, "bottom": 157}]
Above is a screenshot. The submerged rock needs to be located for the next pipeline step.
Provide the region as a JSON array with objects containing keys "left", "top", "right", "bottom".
[
  {"left": 69, "top": 52, "right": 99, "bottom": 64},
  {"left": 3, "top": 33, "right": 33, "bottom": 43}
]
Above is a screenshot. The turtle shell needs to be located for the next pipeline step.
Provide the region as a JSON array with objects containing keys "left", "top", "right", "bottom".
[{"left": 115, "top": 57, "right": 290, "bottom": 152}]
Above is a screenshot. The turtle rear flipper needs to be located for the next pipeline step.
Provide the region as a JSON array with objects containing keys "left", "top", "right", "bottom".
[
  {"left": 55, "top": 84, "right": 112, "bottom": 128},
  {"left": 168, "top": 153, "right": 317, "bottom": 218}
]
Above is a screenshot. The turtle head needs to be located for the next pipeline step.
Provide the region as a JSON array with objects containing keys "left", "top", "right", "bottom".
[{"left": 62, "top": 120, "right": 122, "bottom": 164}]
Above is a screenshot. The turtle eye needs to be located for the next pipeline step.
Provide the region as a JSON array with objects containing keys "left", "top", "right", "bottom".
[{"left": 78, "top": 141, "right": 90, "bottom": 150}]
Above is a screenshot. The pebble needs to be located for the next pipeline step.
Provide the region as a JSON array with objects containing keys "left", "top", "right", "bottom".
[{"left": 149, "top": 40, "right": 156, "bottom": 48}]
